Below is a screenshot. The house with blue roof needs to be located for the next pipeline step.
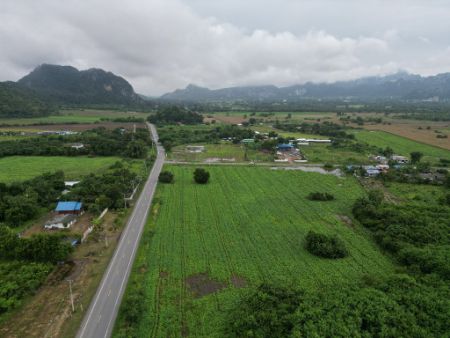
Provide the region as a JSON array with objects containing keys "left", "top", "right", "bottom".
[
  {"left": 277, "top": 144, "right": 294, "bottom": 151},
  {"left": 55, "top": 201, "right": 83, "bottom": 215}
]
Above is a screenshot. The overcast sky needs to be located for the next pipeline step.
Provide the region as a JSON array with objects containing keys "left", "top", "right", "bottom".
[{"left": 1, "top": 0, "right": 450, "bottom": 95}]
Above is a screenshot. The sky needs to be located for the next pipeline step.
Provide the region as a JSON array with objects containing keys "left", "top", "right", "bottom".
[{"left": 1, "top": 0, "right": 450, "bottom": 95}]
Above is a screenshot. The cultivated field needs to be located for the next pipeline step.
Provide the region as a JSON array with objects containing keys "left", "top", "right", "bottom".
[
  {"left": 354, "top": 130, "right": 450, "bottom": 163},
  {"left": 115, "top": 165, "right": 394, "bottom": 337},
  {"left": 363, "top": 122, "right": 450, "bottom": 150},
  {"left": 0, "top": 156, "right": 122, "bottom": 182},
  {"left": 0, "top": 109, "right": 149, "bottom": 126}
]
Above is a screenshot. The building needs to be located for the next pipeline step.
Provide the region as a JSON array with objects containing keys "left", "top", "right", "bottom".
[
  {"left": 44, "top": 214, "right": 77, "bottom": 230},
  {"left": 55, "top": 201, "right": 83, "bottom": 215},
  {"left": 392, "top": 155, "right": 409, "bottom": 164},
  {"left": 65, "top": 181, "right": 80, "bottom": 188},
  {"left": 296, "top": 138, "right": 331, "bottom": 143},
  {"left": 366, "top": 169, "right": 381, "bottom": 177},
  {"left": 277, "top": 144, "right": 294, "bottom": 151},
  {"left": 71, "top": 143, "right": 84, "bottom": 150},
  {"left": 241, "top": 139, "right": 255, "bottom": 144}
]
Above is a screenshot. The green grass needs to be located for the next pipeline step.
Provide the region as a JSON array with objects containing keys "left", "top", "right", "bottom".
[
  {"left": 0, "top": 110, "right": 149, "bottom": 126},
  {"left": 385, "top": 182, "right": 446, "bottom": 204},
  {"left": 300, "top": 144, "right": 370, "bottom": 164},
  {"left": 354, "top": 130, "right": 450, "bottom": 163},
  {"left": 0, "top": 156, "right": 123, "bottom": 182},
  {"left": 168, "top": 142, "right": 272, "bottom": 162},
  {"left": 115, "top": 165, "right": 394, "bottom": 337}
]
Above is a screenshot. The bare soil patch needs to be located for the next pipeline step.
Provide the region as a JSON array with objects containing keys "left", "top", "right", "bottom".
[
  {"left": 230, "top": 274, "right": 247, "bottom": 288},
  {"left": 337, "top": 215, "right": 354, "bottom": 228},
  {"left": 185, "top": 273, "right": 226, "bottom": 298},
  {"left": 159, "top": 271, "right": 169, "bottom": 278}
]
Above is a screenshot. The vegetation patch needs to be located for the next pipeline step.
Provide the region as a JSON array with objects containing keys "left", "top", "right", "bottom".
[{"left": 305, "top": 230, "right": 348, "bottom": 258}]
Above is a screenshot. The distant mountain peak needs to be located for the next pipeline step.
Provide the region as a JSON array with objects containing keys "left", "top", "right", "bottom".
[{"left": 18, "top": 64, "right": 142, "bottom": 105}]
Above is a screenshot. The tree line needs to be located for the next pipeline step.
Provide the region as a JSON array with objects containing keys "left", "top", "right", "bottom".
[{"left": 0, "top": 127, "right": 151, "bottom": 159}]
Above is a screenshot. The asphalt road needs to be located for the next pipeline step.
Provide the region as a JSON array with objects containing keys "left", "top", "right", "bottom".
[{"left": 77, "top": 123, "right": 165, "bottom": 338}]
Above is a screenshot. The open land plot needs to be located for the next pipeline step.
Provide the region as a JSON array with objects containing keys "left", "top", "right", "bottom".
[
  {"left": 0, "top": 110, "right": 149, "bottom": 126},
  {"left": 354, "top": 130, "right": 450, "bottom": 163},
  {"left": 0, "top": 122, "right": 144, "bottom": 133},
  {"left": 115, "top": 165, "right": 394, "bottom": 337},
  {"left": 385, "top": 181, "right": 447, "bottom": 204},
  {"left": 167, "top": 143, "right": 273, "bottom": 163},
  {"left": 361, "top": 120, "right": 450, "bottom": 150},
  {"left": 0, "top": 156, "right": 123, "bottom": 182},
  {"left": 207, "top": 111, "right": 336, "bottom": 124},
  {"left": 299, "top": 143, "right": 370, "bottom": 164}
]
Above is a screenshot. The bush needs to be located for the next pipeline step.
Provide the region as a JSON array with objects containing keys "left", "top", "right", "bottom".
[
  {"left": 305, "top": 230, "right": 348, "bottom": 259},
  {"left": 193, "top": 168, "right": 210, "bottom": 184},
  {"left": 307, "top": 192, "right": 335, "bottom": 201},
  {"left": 158, "top": 171, "right": 174, "bottom": 184},
  {"left": 323, "top": 163, "right": 334, "bottom": 171}
]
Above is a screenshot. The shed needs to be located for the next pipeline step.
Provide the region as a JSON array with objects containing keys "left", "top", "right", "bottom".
[
  {"left": 277, "top": 144, "right": 294, "bottom": 151},
  {"left": 55, "top": 201, "right": 83, "bottom": 215},
  {"left": 44, "top": 214, "right": 77, "bottom": 229}
]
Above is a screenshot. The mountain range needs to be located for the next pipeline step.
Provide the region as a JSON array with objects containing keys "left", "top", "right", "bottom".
[{"left": 161, "top": 72, "right": 450, "bottom": 102}]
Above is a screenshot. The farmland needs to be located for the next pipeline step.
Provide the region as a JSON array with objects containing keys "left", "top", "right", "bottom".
[
  {"left": 0, "top": 109, "right": 149, "bottom": 126},
  {"left": 0, "top": 156, "right": 123, "bottom": 182},
  {"left": 115, "top": 165, "right": 394, "bottom": 337},
  {"left": 354, "top": 130, "right": 450, "bottom": 163}
]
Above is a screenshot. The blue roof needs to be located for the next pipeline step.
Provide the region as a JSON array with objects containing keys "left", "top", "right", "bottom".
[
  {"left": 277, "top": 144, "right": 293, "bottom": 149},
  {"left": 56, "top": 201, "right": 82, "bottom": 212}
]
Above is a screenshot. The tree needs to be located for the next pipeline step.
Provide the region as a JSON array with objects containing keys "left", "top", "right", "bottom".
[
  {"left": 125, "top": 140, "right": 147, "bottom": 158},
  {"left": 410, "top": 151, "right": 423, "bottom": 164},
  {"left": 193, "top": 168, "right": 210, "bottom": 184},
  {"left": 382, "top": 147, "right": 394, "bottom": 158},
  {"left": 159, "top": 171, "right": 174, "bottom": 183},
  {"left": 305, "top": 231, "right": 348, "bottom": 259}
]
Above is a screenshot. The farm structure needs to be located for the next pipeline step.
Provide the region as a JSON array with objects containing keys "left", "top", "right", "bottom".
[
  {"left": 44, "top": 214, "right": 77, "bottom": 230},
  {"left": 55, "top": 201, "right": 83, "bottom": 215}
]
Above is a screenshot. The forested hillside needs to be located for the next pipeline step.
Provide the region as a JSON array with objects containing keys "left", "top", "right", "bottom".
[{"left": 0, "top": 82, "right": 54, "bottom": 117}]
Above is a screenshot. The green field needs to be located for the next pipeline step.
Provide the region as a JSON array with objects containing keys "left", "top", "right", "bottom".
[
  {"left": 0, "top": 156, "right": 123, "bottom": 182},
  {"left": 354, "top": 130, "right": 450, "bottom": 163},
  {"left": 0, "top": 110, "right": 149, "bottom": 126},
  {"left": 115, "top": 165, "right": 394, "bottom": 337},
  {"left": 300, "top": 143, "right": 371, "bottom": 164},
  {"left": 168, "top": 143, "right": 273, "bottom": 162}
]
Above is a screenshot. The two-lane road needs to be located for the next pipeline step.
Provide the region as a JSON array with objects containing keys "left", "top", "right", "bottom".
[{"left": 77, "top": 123, "right": 165, "bottom": 338}]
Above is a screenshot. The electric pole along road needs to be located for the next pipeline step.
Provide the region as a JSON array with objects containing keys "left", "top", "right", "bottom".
[{"left": 77, "top": 122, "right": 165, "bottom": 338}]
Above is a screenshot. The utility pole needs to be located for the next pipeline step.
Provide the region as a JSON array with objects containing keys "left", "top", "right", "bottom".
[{"left": 68, "top": 279, "right": 75, "bottom": 313}]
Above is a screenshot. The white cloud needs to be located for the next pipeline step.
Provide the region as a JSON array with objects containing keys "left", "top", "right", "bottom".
[{"left": 0, "top": 0, "right": 449, "bottom": 95}]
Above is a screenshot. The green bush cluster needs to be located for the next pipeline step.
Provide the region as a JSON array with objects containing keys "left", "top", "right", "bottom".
[{"left": 305, "top": 230, "right": 348, "bottom": 259}]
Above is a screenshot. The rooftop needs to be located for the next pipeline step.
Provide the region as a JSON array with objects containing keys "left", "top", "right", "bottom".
[{"left": 56, "top": 201, "right": 82, "bottom": 212}]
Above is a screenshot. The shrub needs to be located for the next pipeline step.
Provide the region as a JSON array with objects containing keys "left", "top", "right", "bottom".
[
  {"left": 323, "top": 163, "right": 334, "bottom": 171},
  {"left": 305, "top": 230, "right": 348, "bottom": 259},
  {"left": 307, "top": 192, "right": 335, "bottom": 201},
  {"left": 193, "top": 168, "right": 210, "bottom": 184},
  {"left": 159, "top": 171, "right": 174, "bottom": 184}
]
